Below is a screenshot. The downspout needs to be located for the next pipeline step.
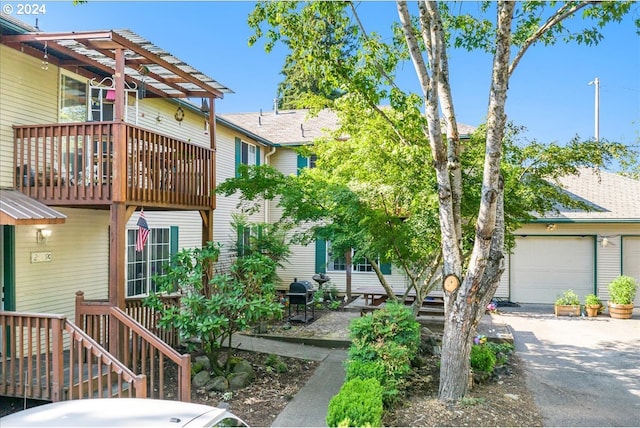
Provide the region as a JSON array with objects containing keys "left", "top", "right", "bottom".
[{"left": 264, "top": 146, "right": 277, "bottom": 224}]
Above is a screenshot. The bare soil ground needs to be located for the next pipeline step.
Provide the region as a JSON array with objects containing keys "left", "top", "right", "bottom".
[{"left": 1, "top": 307, "right": 543, "bottom": 427}]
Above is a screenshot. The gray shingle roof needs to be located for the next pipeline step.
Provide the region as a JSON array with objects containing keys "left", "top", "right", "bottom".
[
  {"left": 218, "top": 108, "right": 476, "bottom": 146},
  {"left": 218, "top": 109, "right": 339, "bottom": 146},
  {"left": 543, "top": 168, "right": 640, "bottom": 221}
]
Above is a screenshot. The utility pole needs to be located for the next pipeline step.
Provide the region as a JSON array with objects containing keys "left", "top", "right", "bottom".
[{"left": 588, "top": 77, "right": 600, "bottom": 141}]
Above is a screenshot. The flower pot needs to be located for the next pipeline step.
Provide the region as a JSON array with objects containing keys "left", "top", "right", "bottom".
[
  {"left": 554, "top": 304, "right": 580, "bottom": 317},
  {"left": 585, "top": 305, "right": 600, "bottom": 317},
  {"left": 608, "top": 302, "right": 634, "bottom": 319}
]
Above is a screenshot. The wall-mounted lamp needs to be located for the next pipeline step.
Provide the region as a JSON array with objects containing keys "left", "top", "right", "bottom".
[
  {"left": 546, "top": 223, "right": 556, "bottom": 231},
  {"left": 37, "top": 228, "right": 52, "bottom": 244},
  {"left": 156, "top": 113, "right": 162, "bottom": 123},
  {"left": 601, "top": 237, "right": 609, "bottom": 248}
]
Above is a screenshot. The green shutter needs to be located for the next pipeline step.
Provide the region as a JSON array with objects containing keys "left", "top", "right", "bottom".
[
  {"left": 297, "top": 154, "right": 308, "bottom": 176},
  {"left": 380, "top": 262, "right": 392, "bottom": 275},
  {"left": 170, "top": 226, "right": 178, "bottom": 255},
  {"left": 3, "top": 225, "right": 16, "bottom": 311},
  {"left": 315, "top": 238, "right": 326, "bottom": 273},
  {"left": 256, "top": 146, "right": 261, "bottom": 166},
  {"left": 237, "top": 225, "right": 244, "bottom": 256},
  {"left": 235, "top": 137, "right": 242, "bottom": 177}
]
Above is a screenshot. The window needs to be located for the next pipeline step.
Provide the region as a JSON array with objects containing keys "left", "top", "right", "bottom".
[
  {"left": 296, "top": 154, "right": 316, "bottom": 175},
  {"left": 60, "top": 74, "right": 87, "bottom": 123},
  {"left": 235, "top": 138, "right": 260, "bottom": 177},
  {"left": 126, "top": 227, "right": 171, "bottom": 297},
  {"left": 353, "top": 256, "right": 374, "bottom": 272},
  {"left": 237, "top": 225, "right": 258, "bottom": 257},
  {"left": 241, "top": 142, "right": 257, "bottom": 165},
  {"left": 326, "top": 242, "right": 384, "bottom": 273}
]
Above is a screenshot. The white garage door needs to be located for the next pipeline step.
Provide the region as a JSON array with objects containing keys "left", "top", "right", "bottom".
[
  {"left": 510, "top": 236, "right": 594, "bottom": 304},
  {"left": 622, "top": 236, "right": 640, "bottom": 305}
]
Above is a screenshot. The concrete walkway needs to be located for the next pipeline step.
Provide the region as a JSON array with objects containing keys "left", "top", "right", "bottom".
[
  {"left": 228, "top": 333, "right": 347, "bottom": 427},
  {"left": 494, "top": 305, "right": 640, "bottom": 427}
]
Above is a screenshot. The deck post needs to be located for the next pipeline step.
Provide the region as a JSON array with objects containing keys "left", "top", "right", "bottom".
[
  {"left": 50, "top": 317, "right": 65, "bottom": 402},
  {"left": 179, "top": 354, "right": 191, "bottom": 402}
]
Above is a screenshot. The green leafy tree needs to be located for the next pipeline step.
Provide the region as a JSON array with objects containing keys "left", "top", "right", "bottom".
[
  {"left": 144, "top": 224, "right": 285, "bottom": 376},
  {"left": 246, "top": 0, "right": 637, "bottom": 402}
]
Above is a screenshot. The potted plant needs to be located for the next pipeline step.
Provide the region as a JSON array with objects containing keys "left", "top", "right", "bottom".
[
  {"left": 554, "top": 289, "right": 581, "bottom": 316},
  {"left": 607, "top": 275, "right": 638, "bottom": 319},
  {"left": 584, "top": 294, "right": 602, "bottom": 317}
]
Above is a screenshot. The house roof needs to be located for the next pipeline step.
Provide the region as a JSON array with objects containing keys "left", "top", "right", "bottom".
[
  {"left": 218, "top": 109, "right": 340, "bottom": 146},
  {"left": 0, "top": 189, "right": 67, "bottom": 225},
  {"left": 541, "top": 168, "right": 640, "bottom": 222},
  {"left": 218, "top": 108, "right": 476, "bottom": 146},
  {"left": 0, "top": 14, "right": 232, "bottom": 99}
]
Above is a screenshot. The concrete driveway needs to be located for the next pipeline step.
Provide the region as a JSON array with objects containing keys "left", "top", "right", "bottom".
[{"left": 493, "top": 305, "right": 640, "bottom": 427}]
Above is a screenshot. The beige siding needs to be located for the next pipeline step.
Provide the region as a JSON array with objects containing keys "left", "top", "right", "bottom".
[
  {"left": 495, "top": 253, "right": 510, "bottom": 298},
  {"left": 132, "top": 98, "right": 211, "bottom": 149},
  {"left": 126, "top": 211, "right": 202, "bottom": 251},
  {"left": 0, "top": 45, "right": 59, "bottom": 187},
  {"left": 213, "top": 125, "right": 267, "bottom": 268},
  {"left": 14, "top": 208, "right": 110, "bottom": 320}
]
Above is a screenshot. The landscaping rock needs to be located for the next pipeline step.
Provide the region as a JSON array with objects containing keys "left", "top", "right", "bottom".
[
  {"left": 206, "top": 376, "right": 230, "bottom": 392},
  {"left": 192, "top": 370, "right": 211, "bottom": 388},
  {"left": 232, "top": 358, "right": 256, "bottom": 381},
  {"left": 195, "top": 355, "right": 211, "bottom": 371},
  {"left": 228, "top": 372, "right": 252, "bottom": 390}
]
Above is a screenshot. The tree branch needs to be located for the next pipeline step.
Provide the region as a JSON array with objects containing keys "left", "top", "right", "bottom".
[{"left": 509, "top": 1, "right": 593, "bottom": 76}]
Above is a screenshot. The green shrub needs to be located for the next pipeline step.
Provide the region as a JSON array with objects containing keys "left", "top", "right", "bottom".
[
  {"left": 349, "top": 301, "right": 420, "bottom": 356},
  {"left": 485, "top": 342, "right": 514, "bottom": 366},
  {"left": 326, "top": 378, "right": 383, "bottom": 428},
  {"left": 555, "top": 289, "right": 580, "bottom": 305},
  {"left": 265, "top": 354, "right": 288, "bottom": 373},
  {"left": 345, "top": 359, "right": 400, "bottom": 405},
  {"left": 346, "top": 302, "right": 419, "bottom": 406},
  {"left": 470, "top": 344, "right": 497, "bottom": 374},
  {"left": 608, "top": 275, "right": 638, "bottom": 304}
]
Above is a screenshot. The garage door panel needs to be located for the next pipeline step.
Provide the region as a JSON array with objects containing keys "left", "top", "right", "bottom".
[
  {"left": 511, "top": 237, "right": 594, "bottom": 304},
  {"left": 622, "top": 237, "right": 640, "bottom": 305}
]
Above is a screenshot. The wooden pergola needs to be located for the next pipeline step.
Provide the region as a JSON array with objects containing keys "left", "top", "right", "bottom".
[{"left": 2, "top": 25, "right": 233, "bottom": 308}]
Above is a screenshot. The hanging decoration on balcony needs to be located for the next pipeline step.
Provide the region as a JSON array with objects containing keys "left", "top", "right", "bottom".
[
  {"left": 174, "top": 106, "right": 184, "bottom": 123},
  {"left": 138, "top": 65, "right": 149, "bottom": 99},
  {"left": 201, "top": 98, "right": 210, "bottom": 134},
  {"left": 41, "top": 41, "right": 49, "bottom": 71}
]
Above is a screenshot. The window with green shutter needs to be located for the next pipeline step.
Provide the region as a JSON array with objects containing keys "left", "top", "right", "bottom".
[{"left": 235, "top": 137, "right": 260, "bottom": 177}]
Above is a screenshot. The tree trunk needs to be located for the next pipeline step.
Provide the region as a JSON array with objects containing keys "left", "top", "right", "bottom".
[{"left": 438, "top": 1, "right": 515, "bottom": 401}]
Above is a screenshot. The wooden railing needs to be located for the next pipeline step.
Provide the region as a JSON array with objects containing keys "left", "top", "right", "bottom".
[
  {"left": 75, "top": 291, "right": 190, "bottom": 401},
  {"left": 13, "top": 122, "right": 213, "bottom": 209},
  {"left": 125, "top": 295, "right": 180, "bottom": 348},
  {"left": 0, "top": 311, "right": 146, "bottom": 402}
]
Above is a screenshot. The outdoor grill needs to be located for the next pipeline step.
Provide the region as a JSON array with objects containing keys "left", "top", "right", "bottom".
[{"left": 287, "top": 279, "right": 315, "bottom": 323}]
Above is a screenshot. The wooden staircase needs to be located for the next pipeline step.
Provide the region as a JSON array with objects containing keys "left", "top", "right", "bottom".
[{"left": 1, "top": 293, "right": 190, "bottom": 404}]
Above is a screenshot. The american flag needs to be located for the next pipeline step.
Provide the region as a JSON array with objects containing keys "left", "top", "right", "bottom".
[{"left": 136, "top": 210, "right": 149, "bottom": 252}]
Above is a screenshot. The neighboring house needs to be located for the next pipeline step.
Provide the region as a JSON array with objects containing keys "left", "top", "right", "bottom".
[
  {"left": 0, "top": 15, "right": 231, "bottom": 321},
  {"left": 496, "top": 169, "right": 640, "bottom": 305},
  {"left": 219, "top": 110, "right": 640, "bottom": 304},
  {"left": 218, "top": 109, "right": 478, "bottom": 291}
]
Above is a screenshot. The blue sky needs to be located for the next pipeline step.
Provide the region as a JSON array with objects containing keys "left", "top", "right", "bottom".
[{"left": 7, "top": 1, "right": 639, "bottom": 148}]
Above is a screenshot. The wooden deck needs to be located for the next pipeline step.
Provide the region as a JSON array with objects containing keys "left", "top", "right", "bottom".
[
  {"left": 351, "top": 286, "right": 445, "bottom": 317},
  {"left": 13, "top": 122, "right": 214, "bottom": 210}
]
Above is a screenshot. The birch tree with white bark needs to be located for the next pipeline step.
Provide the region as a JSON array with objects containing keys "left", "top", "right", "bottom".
[{"left": 248, "top": 0, "right": 636, "bottom": 401}]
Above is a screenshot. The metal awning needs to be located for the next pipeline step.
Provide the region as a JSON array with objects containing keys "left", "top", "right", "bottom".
[{"left": 0, "top": 189, "right": 67, "bottom": 225}]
